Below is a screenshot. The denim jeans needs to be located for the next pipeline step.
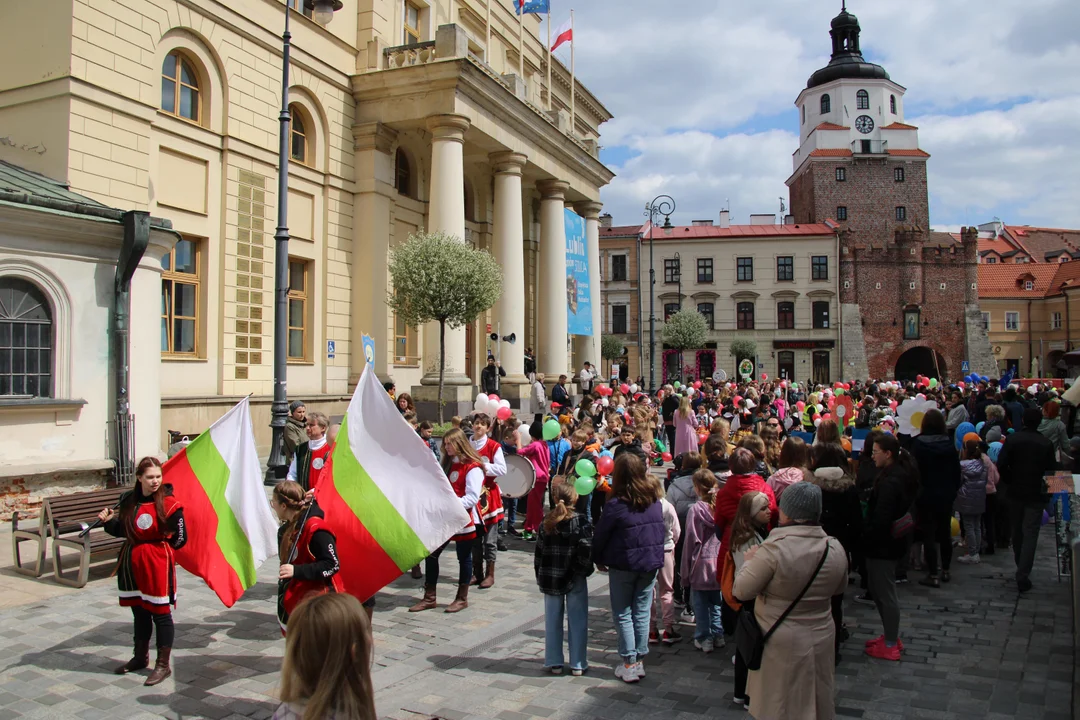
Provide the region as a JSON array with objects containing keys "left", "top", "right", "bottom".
[
  {"left": 607, "top": 568, "right": 657, "bottom": 662},
  {"left": 544, "top": 578, "right": 589, "bottom": 671},
  {"left": 425, "top": 539, "right": 473, "bottom": 586},
  {"left": 502, "top": 498, "right": 517, "bottom": 528},
  {"left": 691, "top": 589, "right": 723, "bottom": 642},
  {"left": 961, "top": 513, "right": 983, "bottom": 557}
]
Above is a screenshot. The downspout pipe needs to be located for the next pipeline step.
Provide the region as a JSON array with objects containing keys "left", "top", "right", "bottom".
[
  {"left": 113, "top": 211, "right": 150, "bottom": 478},
  {"left": 1027, "top": 299, "right": 1033, "bottom": 377}
]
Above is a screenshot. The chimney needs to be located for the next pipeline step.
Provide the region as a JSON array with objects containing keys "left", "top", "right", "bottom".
[
  {"left": 692, "top": 219, "right": 714, "bottom": 227},
  {"left": 599, "top": 213, "right": 613, "bottom": 228},
  {"left": 719, "top": 210, "right": 730, "bottom": 228},
  {"left": 749, "top": 214, "right": 776, "bottom": 225},
  {"left": 784, "top": 214, "right": 795, "bottom": 225}
]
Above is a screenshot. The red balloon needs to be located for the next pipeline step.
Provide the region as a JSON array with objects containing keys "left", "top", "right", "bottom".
[
  {"left": 795, "top": 401, "right": 805, "bottom": 411},
  {"left": 822, "top": 413, "right": 832, "bottom": 422},
  {"left": 620, "top": 384, "right": 630, "bottom": 394},
  {"left": 761, "top": 373, "right": 768, "bottom": 381},
  {"left": 661, "top": 452, "right": 673, "bottom": 463},
  {"left": 693, "top": 381, "right": 702, "bottom": 389},
  {"left": 488, "top": 395, "right": 500, "bottom": 404},
  {"left": 596, "top": 456, "right": 615, "bottom": 475},
  {"left": 698, "top": 432, "right": 708, "bottom": 445},
  {"left": 496, "top": 406, "right": 512, "bottom": 421}
]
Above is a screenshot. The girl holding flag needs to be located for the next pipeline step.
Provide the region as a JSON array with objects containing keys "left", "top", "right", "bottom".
[
  {"left": 273, "top": 481, "right": 344, "bottom": 634},
  {"left": 410, "top": 428, "right": 484, "bottom": 614},
  {"left": 99, "top": 456, "right": 187, "bottom": 686}
]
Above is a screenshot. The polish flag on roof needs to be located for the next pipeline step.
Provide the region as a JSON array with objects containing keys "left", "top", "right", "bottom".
[{"left": 551, "top": 17, "right": 572, "bottom": 51}]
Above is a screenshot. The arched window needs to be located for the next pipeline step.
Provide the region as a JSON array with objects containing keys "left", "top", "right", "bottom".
[
  {"left": 820, "top": 94, "right": 831, "bottom": 114},
  {"left": 856, "top": 89, "right": 869, "bottom": 110},
  {"left": 0, "top": 277, "right": 53, "bottom": 397},
  {"left": 890, "top": 95, "right": 897, "bottom": 114},
  {"left": 289, "top": 104, "right": 309, "bottom": 165},
  {"left": 162, "top": 51, "right": 201, "bottom": 122},
  {"left": 395, "top": 148, "right": 412, "bottom": 197}
]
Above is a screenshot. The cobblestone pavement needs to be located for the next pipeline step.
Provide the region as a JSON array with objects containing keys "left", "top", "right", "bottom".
[{"left": 0, "top": 522, "right": 1072, "bottom": 720}]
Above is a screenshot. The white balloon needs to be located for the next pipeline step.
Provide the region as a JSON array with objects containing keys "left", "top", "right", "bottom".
[
  {"left": 518, "top": 426, "right": 531, "bottom": 444},
  {"left": 630, "top": 384, "right": 639, "bottom": 393},
  {"left": 499, "top": 399, "right": 511, "bottom": 409},
  {"left": 814, "top": 418, "right": 822, "bottom": 428},
  {"left": 601, "top": 397, "right": 610, "bottom": 407},
  {"left": 474, "top": 394, "right": 489, "bottom": 413}
]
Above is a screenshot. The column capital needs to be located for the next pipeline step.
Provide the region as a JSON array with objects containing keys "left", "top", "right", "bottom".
[
  {"left": 490, "top": 151, "right": 528, "bottom": 176},
  {"left": 537, "top": 178, "right": 570, "bottom": 200},
  {"left": 426, "top": 113, "right": 471, "bottom": 143},
  {"left": 352, "top": 121, "right": 397, "bottom": 153},
  {"left": 574, "top": 201, "right": 603, "bottom": 220}
]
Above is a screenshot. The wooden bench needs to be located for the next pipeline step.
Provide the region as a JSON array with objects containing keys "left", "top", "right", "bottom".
[{"left": 11, "top": 487, "right": 129, "bottom": 587}]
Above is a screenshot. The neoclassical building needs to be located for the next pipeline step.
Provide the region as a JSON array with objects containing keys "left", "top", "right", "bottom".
[{"left": 0, "top": 0, "right": 613, "bottom": 447}]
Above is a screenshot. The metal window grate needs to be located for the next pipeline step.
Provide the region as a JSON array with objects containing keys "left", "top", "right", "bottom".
[{"left": 0, "top": 277, "right": 53, "bottom": 397}]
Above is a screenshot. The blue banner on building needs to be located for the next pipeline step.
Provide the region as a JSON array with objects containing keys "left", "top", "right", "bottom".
[{"left": 565, "top": 208, "right": 592, "bottom": 337}]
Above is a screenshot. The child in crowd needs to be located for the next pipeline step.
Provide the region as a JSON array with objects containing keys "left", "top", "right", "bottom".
[
  {"left": 519, "top": 421, "right": 552, "bottom": 541},
  {"left": 404, "top": 411, "right": 418, "bottom": 430},
  {"left": 648, "top": 484, "right": 682, "bottom": 645},
  {"left": 273, "top": 593, "right": 376, "bottom": 720},
  {"left": 681, "top": 468, "right": 723, "bottom": 654},
  {"left": 613, "top": 426, "right": 648, "bottom": 463},
  {"left": 726, "top": 491, "right": 772, "bottom": 711},
  {"left": 956, "top": 435, "right": 988, "bottom": 564},
  {"left": 418, "top": 420, "right": 439, "bottom": 462},
  {"left": 498, "top": 421, "right": 521, "bottom": 537},
  {"left": 450, "top": 416, "right": 462, "bottom": 429},
  {"left": 534, "top": 483, "right": 593, "bottom": 676}
]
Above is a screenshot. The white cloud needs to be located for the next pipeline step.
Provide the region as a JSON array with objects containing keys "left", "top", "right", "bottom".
[{"left": 572, "top": 0, "right": 1080, "bottom": 229}]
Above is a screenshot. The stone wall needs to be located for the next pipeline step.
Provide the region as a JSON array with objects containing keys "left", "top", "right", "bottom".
[{"left": 1, "top": 467, "right": 112, "bottom": 521}]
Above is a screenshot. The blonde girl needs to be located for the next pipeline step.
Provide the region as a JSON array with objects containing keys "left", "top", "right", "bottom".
[
  {"left": 534, "top": 483, "right": 593, "bottom": 675},
  {"left": 275, "top": 593, "right": 376, "bottom": 720},
  {"left": 681, "top": 468, "right": 723, "bottom": 654}
]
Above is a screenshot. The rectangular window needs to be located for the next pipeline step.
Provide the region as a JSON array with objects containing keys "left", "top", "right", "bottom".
[
  {"left": 697, "top": 258, "right": 713, "bottom": 283},
  {"left": 836, "top": 206, "right": 848, "bottom": 221},
  {"left": 811, "top": 256, "right": 829, "bottom": 281},
  {"left": 737, "top": 302, "right": 755, "bottom": 330},
  {"left": 813, "top": 301, "right": 830, "bottom": 329},
  {"left": 776, "top": 256, "right": 793, "bottom": 282},
  {"left": 835, "top": 167, "right": 846, "bottom": 182},
  {"left": 1005, "top": 311, "right": 1019, "bottom": 331},
  {"left": 987, "top": 257, "right": 997, "bottom": 264},
  {"left": 1052, "top": 312, "right": 1062, "bottom": 330},
  {"left": 393, "top": 294, "right": 419, "bottom": 366},
  {"left": 895, "top": 167, "right": 905, "bottom": 182},
  {"left": 161, "top": 237, "right": 200, "bottom": 356},
  {"left": 777, "top": 301, "right": 795, "bottom": 330},
  {"left": 287, "top": 258, "right": 309, "bottom": 360},
  {"left": 664, "top": 303, "right": 680, "bottom": 321},
  {"left": 697, "top": 302, "right": 714, "bottom": 330},
  {"left": 664, "top": 258, "right": 680, "bottom": 284},
  {"left": 404, "top": 1, "right": 421, "bottom": 44},
  {"left": 612, "top": 305, "right": 628, "bottom": 334},
  {"left": 611, "top": 254, "right": 627, "bottom": 282},
  {"left": 288, "top": 0, "right": 313, "bottom": 17},
  {"left": 896, "top": 206, "right": 907, "bottom": 221},
  {"left": 737, "top": 257, "right": 753, "bottom": 282},
  {"left": 981, "top": 312, "right": 990, "bottom": 330}
]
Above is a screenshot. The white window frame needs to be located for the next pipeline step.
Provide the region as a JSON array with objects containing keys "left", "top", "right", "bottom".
[
  {"left": 1005, "top": 311, "right": 1020, "bottom": 331},
  {"left": 1052, "top": 312, "right": 1062, "bottom": 330}
]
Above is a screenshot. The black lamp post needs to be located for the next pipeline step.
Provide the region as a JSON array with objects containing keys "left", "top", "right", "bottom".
[
  {"left": 674, "top": 250, "right": 682, "bottom": 382},
  {"left": 644, "top": 195, "right": 675, "bottom": 395},
  {"left": 266, "top": 0, "right": 343, "bottom": 483}
]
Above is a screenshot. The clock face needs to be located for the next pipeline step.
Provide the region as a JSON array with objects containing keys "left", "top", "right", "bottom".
[{"left": 855, "top": 115, "right": 875, "bottom": 134}]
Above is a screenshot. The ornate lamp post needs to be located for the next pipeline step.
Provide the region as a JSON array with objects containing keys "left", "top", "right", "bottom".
[
  {"left": 266, "top": 0, "right": 343, "bottom": 483},
  {"left": 644, "top": 195, "right": 675, "bottom": 395}
]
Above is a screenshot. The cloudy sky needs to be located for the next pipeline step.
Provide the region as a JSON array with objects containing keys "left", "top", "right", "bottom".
[{"left": 546, "top": 0, "right": 1080, "bottom": 230}]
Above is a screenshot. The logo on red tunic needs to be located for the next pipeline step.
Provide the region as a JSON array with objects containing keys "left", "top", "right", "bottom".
[{"left": 136, "top": 512, "right": 153, "bottom": 530}]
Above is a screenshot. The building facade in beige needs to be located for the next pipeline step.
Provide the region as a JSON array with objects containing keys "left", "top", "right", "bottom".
[
  {"left": 0, "top": 0, "right": 613, "bottom": 450},
  {"left": 617, "top": 217, "right": 842, "bottom": 387}
]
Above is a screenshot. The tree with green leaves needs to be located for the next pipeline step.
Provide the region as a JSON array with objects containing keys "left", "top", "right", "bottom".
[
  {"left": 662, "top": 309, "right": 708, "bottom": 382},
  {"left": 600, "top": 335, "right": 624, "bottom": 383},
  {"left": 387, "top": 231, "right": 502, "bottom": 421},
  {"left": 729, "top": 338, "right": 757, "bottom": 366}
]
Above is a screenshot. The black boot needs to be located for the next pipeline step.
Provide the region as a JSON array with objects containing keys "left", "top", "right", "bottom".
[{"left": 114, "top": 636, "right": 150, "bottom": 675}]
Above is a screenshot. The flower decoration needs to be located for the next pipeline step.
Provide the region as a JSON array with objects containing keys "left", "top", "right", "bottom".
[{"left": 896, "top": 397, "right": 938, "bottom": 436}]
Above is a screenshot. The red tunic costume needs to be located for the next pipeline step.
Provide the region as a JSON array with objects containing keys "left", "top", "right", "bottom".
[
  {"left": 277, "top": 505, "right": 344, "bottom": 634},
  {"left": 449, "top": 458, "right": 483, "bottom": 542},
  {"left": 474, "top": 436, "right": 505, "bottom": 527},
  {"left": 114, "top": 493, "right": 184, "bottom": 615}
]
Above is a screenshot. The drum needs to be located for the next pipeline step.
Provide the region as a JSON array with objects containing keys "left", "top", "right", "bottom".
[{"left": 498, "top": 454, "right": 536, "bottom": 499}]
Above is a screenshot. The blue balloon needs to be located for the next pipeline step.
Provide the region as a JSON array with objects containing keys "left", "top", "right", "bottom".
[
  {"left": 601, "top": 449, "right": 614, "bottom": 458},
  {"left": 980, "top": 375, "right": 989, "bottom": 383},
  {"left": 954, "top": 422, "right": 976, "bottom": 450},
  {"left": 975, "top": 421, "right": 985, "bottom": 433},
  {"left": 987, "top": 441, "right": 1003, "bottom": 463},
  {"left": 1007, "top": 428, "right": 1015, "bottom": 434}
]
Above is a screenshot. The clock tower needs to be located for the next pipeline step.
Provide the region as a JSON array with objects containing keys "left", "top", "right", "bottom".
[{"left": 787, "top": 4, "right": 995, "bottom": 382}]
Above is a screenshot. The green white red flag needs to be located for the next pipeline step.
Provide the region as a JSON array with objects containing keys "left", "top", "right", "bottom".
[
  {"left": 318, "top": 365, "right": 470, "bottom": 601},
  {"left": 168, "top": 397, "right": 278, "bottom": 607}
]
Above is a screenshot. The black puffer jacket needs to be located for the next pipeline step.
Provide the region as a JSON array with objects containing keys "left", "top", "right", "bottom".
[
  {"left": 863, "top": 463, "right": 917, "bottom": 561},
  {"left": 997, "top": 428, "right": 1057, "bottom": 504},
  {"left": 911, "top": 433, "right": 962, "bottom": 511}
]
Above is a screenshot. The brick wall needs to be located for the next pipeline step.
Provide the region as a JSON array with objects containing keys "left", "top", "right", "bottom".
[{"left": 1, "top": 468, "right": 112, "bottom": 521}]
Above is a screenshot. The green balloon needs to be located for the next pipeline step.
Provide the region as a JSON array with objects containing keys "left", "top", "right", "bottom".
[
  {"left": 835, "top": 388, "right": 844, "bottom": 396},
  {"left": 674, "top": 381, "right": 681, "bottom": 389},
  {"left": 574, "top": 476, "right": 597, "bottom": 496},
  {"left": 542, "top": 419, "right": 561, "bottom": 441},
  {"left": 791, "top": 383, "right": 799, "bottom": 390},
  {"left": 575, "top": 458, "right": 597, "bottom": 478}
]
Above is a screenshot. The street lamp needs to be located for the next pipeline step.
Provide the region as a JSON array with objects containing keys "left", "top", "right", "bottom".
[
  {"left": 674, "top": 250, "right": 682, "bottom": 382},
  {"left": 644, "top": 195, "right": 675, "bottom": 395},
  {"left": 266, "top": 0, "right": 343, "bottom": 483}
]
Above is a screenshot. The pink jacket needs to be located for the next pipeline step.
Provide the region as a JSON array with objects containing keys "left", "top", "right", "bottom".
[
  {"left": 518, "top": 440, "right": 551, "bottom": 484},
  {"left": 982, "top": 455, "right": 1000, "bottom": 495},
  {"left": 767, "top": 466, "right": 805, "bottom": 502}
]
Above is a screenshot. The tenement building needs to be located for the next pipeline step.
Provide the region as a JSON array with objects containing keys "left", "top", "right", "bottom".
[
  {"left": 0, "top": 0, "right": 614, "bottom": 452},
  {"left": 786, "top": 5, "right": 995, "bottom": 381}
]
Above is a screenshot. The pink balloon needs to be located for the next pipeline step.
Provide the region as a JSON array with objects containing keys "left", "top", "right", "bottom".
[
  {"left": 889, "top": 401, "right": 898, "bottom": 410},
  {"left": 796, "top": 401, "right": 805, "bottom": 411},
  {"left": 822, "top": 413, "right": 832, "bottom": 422},
  {"left": 496, "top": 406, "right": 512, "bottom": 421},
  {"left": 693, "top": 381, "right": 702, "bottom": 389}
]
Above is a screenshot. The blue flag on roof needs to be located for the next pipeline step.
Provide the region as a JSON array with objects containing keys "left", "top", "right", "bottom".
[
  {"left": 999, "top": 366, "right": 1016, "bottom": 390},
  {"left": 516, "top": 0, "right": 550, "bottom": 14}
]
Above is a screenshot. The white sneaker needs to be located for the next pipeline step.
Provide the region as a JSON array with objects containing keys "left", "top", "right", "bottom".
[
  {"left": 634, "top": 661, "right": 646, "bottom": 679},
  {"left": 694, "top": 638, "right": 714, "bottom": 654},
  {"left": 614, "top": 663, "right": 639, "bottom": 683},
  {"left": 958, "top": 554, "right": 981, "bottom": 564},
  {"left": 679, "top": 608, "right": 695, "bottom": 624}
]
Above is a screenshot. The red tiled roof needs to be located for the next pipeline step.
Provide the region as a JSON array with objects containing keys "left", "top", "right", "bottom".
[
  {"left": 979, "top": 238, "right": 1013, "bottom": 256},
  {"left": 646, "top": 223, "right": 835, "bottom": 240},
  {"left": 881, "top": 122, "right": 918, "bottom": 130},
  {"left": 808, "top": 148, "right": 853, "bottom": 157},
  {"left": 599, "top": 224, "right": 643, "bottom": 237},
  {"left": 815, "top": 122, "right": 850, "bottom": 131},
  {"left": 887, "top": 149, "right": 930, "bottom": 157},
  {"left": 977, "top": 264, "right": 1059, "bottom": 298},
  {"left": 1046, "top": 259, "right": 1080, "bottom": 295},
  {"left": 1002, "top": 225, "right": 1080, "bottom": 262}
]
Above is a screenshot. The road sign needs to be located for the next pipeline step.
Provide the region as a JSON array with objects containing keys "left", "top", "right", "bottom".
[
  {"left": 961, "top": 360, "right": 970, "bottom": 374},
  {"left": 327, "top": 340, "right": 336, "bottom": 359}
]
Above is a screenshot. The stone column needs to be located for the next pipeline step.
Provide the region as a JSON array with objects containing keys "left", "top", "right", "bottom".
[
  {"left": 537, "top": 179, "right": 570, "bottom": 379},
  {"left": 420, "top": 113, "right": 472, "bottom": 387},
  {"left": 574, "top": 201, "right": 603, "bottom": 379},
  {"left": 490, "top": 151, "right": 529, "bottom": 385}
]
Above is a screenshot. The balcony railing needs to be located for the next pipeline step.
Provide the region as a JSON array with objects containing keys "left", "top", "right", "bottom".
[
  {"left": 384, "top": 41, "right": 437, "bottom": 68},
  {"left": 852, "top": 139, "right": 888, "bottom": 155}
]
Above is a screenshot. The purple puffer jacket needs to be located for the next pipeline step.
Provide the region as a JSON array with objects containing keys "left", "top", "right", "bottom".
[
  {"left": 680, "top": 501, "right": 721, "bottom": 591},
  {"left": 954, "top": 458, "right": 987, "bottom": 515},
  {"left": 592, "top": 497, "right": 664, "bottom": 572}
]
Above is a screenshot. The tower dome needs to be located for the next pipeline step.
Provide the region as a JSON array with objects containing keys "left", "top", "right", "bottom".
[{"left": 807, "top": 2, "right": 890, "bottom": 89}]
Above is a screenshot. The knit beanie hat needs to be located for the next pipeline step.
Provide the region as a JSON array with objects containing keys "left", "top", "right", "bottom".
[
  {"left": 986, "top": 426, "right": 1003, "bottom": 444},
  {"left": 962, "top": 432, "right": 981, "bottom": 446},
  {"left": 779, "top": 481, "right": 822, "bottom": 523}
]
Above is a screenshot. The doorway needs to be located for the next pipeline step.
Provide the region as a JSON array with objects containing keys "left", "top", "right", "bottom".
[
  {"left": 778, "top": 351, "right": 795, "bottom": 381},
  {"left": 812, "top": 351, "right": 831, "bottom": 386},
  {"left": 894, "top": 346, "right": 947, "bottom": 382},
  {"left": 697, "top": 350, "right": 716, "bottom": 382}
]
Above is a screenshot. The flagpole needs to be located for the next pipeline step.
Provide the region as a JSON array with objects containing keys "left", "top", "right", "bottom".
[
  {"left": 570, "top": 9, "right": 575, "bottom": 136},
  {"left": 546, "top": 9, "right": 552, "bottom": 110},
  {"left": 518, "top": 2, "right": 524, "bottom": 78},
  {"left": 485, "top": 0, "right": 491, "bottom": 64}
]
